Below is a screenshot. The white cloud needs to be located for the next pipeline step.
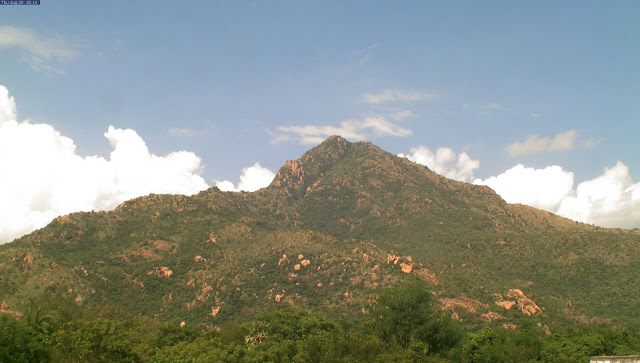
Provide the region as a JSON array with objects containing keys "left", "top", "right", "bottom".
[
  {"left": 362, "top": 89, "right": 438, "bottom": 104},
  {"left": 0, "top": 86, "right": 209, "bottom": 244},
  {"left": 0, "top": 26, "right": 80, "bottom": 74},
  {"left": 475, "top": 162, "right": 640, "bottom": 229},
  {"left": 0, "top": 86, "right": 17, "bottom": 123},
  {"left": 274, "top": 115, "right": 412, "bottom": 145},
  {"left": 474, "top": 164, "right": 575, "bottom": 212},
  {"left": 169, "top": 128, "right": 199, "bottom": 136},
  {"left": 399, "top": 146, "right": 480, "bottom": 183},
  {"left": 214, "top": 180, "right": 238, "bottom": 192},
  {"left": 556, "top": 162, "right": 640, "bottom": 228},
  {"left": 506, "top": 130, "right": 578, "bottom": 157},
  {"left": 388, "top": 110, "right": 414, "bottom": 121},
  {"left": 584, "top": 137, "right": 603, "bottom": 149},
  {"left": 215, "top": 162, "right": 275, "bottom": 192}
]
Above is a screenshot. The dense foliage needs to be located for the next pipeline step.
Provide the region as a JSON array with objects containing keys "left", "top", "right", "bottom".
[{"left": 2, "top": 281, "right": 640, "bottom": 362}]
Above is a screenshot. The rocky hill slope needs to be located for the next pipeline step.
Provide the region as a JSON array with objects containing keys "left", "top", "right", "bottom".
[{"left": 1, "top": 136, "right": 639, "bottom": 330}]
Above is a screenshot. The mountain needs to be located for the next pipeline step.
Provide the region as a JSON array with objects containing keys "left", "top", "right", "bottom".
[{"left": 1, "top": 136, "right": 639, "bottom": 330}]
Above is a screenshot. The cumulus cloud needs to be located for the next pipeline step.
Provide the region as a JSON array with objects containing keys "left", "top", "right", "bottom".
[
  {"left": 0, "top": 26, "right": 80, "bottom": 74},
  {"left": 473, "top": 164, "right": 575, "bottom": 212},
  {"left": 399, "top": 146, "right": 480, "bottom": 183},
  {"left": 362, "top": 89, "right": 438, "bottom": 104},
  {"left": 0, "top": 86, "right": 17, "bottom": 122},
  {"left": 474, "top": 162, "right": 640, "bottom": 228},
  {"left": 215, "top": 162, "right": 275, "bottom": 192},
  {"left": 274, "top": 115, "right": 412, "bottom": 145},
  {"left": 0, "top": 85, "right": 209, "bottom": 244},
  {"left": 506, "top": 130, "right": 577, "bottom": 157},
  {"left": 556, "top": 162, "right": 640, "bottom": 228},
  {"left": 400, "top": 135, "right": 638, "bottom": 229}
]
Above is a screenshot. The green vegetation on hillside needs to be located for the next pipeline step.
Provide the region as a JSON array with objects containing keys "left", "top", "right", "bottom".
[
  {"left": 1, "top": 135, "right": 639, "bottom": 335},
  {"left": 2, "top": 281, "right": 640, "bottom": 362}
]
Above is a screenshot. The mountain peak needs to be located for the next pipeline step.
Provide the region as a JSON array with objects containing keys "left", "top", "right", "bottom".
[
  {"left": 323, "top": 134, "right": 349, "bottom": 144},
  {"left": 269, "top": 135, "right": 352, "bottom": 196}
]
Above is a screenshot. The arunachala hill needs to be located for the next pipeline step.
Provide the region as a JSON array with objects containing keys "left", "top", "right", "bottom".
[{"left": 1, "top": 136, "right": 639, "bottom": 330}]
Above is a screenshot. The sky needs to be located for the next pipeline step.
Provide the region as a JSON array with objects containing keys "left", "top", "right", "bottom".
[{"left": 1, "top": 1, "right": 639, "bottom": 243}]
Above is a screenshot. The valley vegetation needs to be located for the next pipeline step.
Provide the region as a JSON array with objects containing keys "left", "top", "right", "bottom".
[{"left": 3, "top": 280, "right": 640, "bottom": 362}]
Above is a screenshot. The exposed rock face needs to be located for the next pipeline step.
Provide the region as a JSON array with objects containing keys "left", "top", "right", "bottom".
[
  {"left": 507, "top": 289, "right": 526, "bottom": 299},
  {"left": 518, "top": 299, "right": 543, "bottom": 316},
  {"left": 148, "top": 266, "right": 173, "bottom": 278},
  {"left": 495, "top": 289, "right": 543, "bottom": 316},
  {"left": 195, "top": 284, "right": 213, "bottom": 302},
  {"left": 270, "top": 135, "right": 349, "bottom": 196},
  {"left": 75, "top": 266, "right": 89, "bottom": 276},
  {"left": 496, "top": 300, "right": 516, "bottom": 310},
  {"left": 57, "top": 215, "right": 70, "bottom": 224},
  {"left": 413, "top": 268, "right": 438, "bottom": 285},
  {"left": 508, "top": 289, "right": 543, "bottom": 316},
  {"left": 400, "top": 263, "right": 413, "bottom": 274},
  {"left": 481, "top": 312, "right": 506, "bottom": 322},
  {"left": 211, "top": 306, "right": 221, "bottom": 317},
  {"left": 160, "top": 266, "right": 173, "bottom": 277},
  {"left": 440, "top": 296, "right": 488, "bottom": 315},
  {"left": 538, "top": 322, "right": 552, "bottom": 336},
  {"left": 387, "top": 254, "right": 424, "bottom": 276}
]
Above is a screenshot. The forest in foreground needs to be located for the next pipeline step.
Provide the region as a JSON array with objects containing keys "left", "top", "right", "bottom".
[{"left": 2, "top": 280, "right": 640, "bottom": 363}]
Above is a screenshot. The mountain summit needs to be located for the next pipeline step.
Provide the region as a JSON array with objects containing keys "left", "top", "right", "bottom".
[
  {"left": 270, "top": 135, "right": 352, "bottom": 197},
  {"left": 271, "top": 136, "right": 566, "bottom": 239},
  {"left": 1, "top": 136, "right": 639, "bottom": 330}
]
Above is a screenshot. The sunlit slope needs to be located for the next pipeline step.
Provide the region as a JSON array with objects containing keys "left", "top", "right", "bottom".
[{"left": 1, "top": 136, "right": 639, "bottom": 330}]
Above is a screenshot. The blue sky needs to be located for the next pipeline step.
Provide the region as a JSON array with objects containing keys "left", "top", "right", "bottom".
[{"left": 1, "top": 1, "right": 639, "bottom": 241}]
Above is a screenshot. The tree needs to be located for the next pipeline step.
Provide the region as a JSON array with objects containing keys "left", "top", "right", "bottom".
[
  {"left": 0, "top": 315, "right": 51, "bottom": 362},
  {"left": 369, "top": 279, "right": 463, "bottom": 355}
]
